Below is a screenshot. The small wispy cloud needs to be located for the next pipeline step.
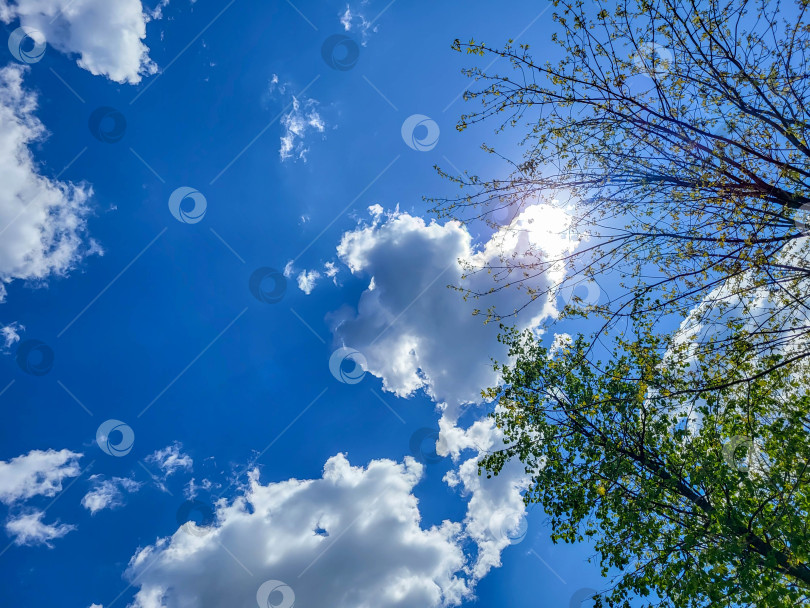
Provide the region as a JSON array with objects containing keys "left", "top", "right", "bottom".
[
  {"left": 0, "top": 321, "right": 23, "bottom": 352},
  {"left": 81, "top": 476, "right": 142, "bottom": 515},
  {"left": 266, "top": 74, "right": 327, "bottom": 163},
  {"left": 340, "top": 3, "right": 378, "bottom": 44}
]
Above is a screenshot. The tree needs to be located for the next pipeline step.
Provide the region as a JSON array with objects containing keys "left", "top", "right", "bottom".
[
  {"left": 481, "top": 321, "right": 810, "bottom": 607},
  {"left": 433, "top": 0, "right": 810, "bottom": 392}
]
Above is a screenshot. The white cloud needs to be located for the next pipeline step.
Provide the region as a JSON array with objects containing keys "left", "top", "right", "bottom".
[
  {"left": 0, "top": 320, "right": 23, "bottom": 350},
  {"left": 325, "top": 206, "right": 566, "bottom": 577},
  {"left": 89, "top": 604, "right": 103, "bottom": 608},
  {"left": 145, "top": 442, "right": 193, "bottom": 478},
  {"left": 296, "top": 269, "right": 320, "bottom": 294},
  {"left": 0, "top": 0, "right": 161, "bottom": 84},
  {"left": 183, "top": 477, "right": 216, "bottom": 499},
  {"left": 0, "top": 448, "right": 83, "bottom": 505},
  {"left": 5, "top": 509, "right": 75, "bottom": 546},
  {"left": 340, "top": 4, "right": 353, "bottom": 29},
  {"left": 328, "top": 207, "right": 561, "bottom": 405},
  {"left": 126, "top": 454, "right": 470, "bottom": 608},
  {"left": 280, "top": 96, "right": 325, "bottom": 162},
  {"left": 81, "top": 476, "right": 142, "bottom": 515},
  {"left": 0, "top": 65, "right": 99, "bottom": 302},
  {"left": 339, "top": 3, "right": 377, "bottom": 42},
  {"left": 266, "top": 73, "right": 288, "bottom": 96},
  {"left": 324, "top": 260, "right": 339, "bottom": 280}
]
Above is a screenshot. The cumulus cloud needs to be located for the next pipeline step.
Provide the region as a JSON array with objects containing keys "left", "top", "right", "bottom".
[
  {"left": 0, "top": 448, "right": 83, "bottom": 505},
  {"left": 81, "top": 476, "right": 142, "bottom": 515},
  {"left": 0, "top": 65, "right": 99, "bottom": 302},
  {"left": 145, "top": 442, "right": 193, "bottom": 479},
  {"left": 328, "top": 206, "right": 563, "bottom": 405},
  {"left": 126, "top": 454, "right": 469, "bottom": 608},
  {"left": 0, "top": 0, "right": 161, "bottom": 83},
  {"left": 5, "top": 509, "right": 75, "bottom": 546},
  {"left": 325, "top": 206, "right": 568, "bottom": 576}
]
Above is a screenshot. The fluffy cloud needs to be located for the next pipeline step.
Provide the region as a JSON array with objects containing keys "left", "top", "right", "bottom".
[
  {"left": 145, "top": 442, "right": 193, "bottom": 478},
  {"left": 5, "top": 509, "right": 75, "bottom": 546},
  {"left": 325, "top": 206, "right": 568, "bottom": 576},
  {"left": 328, "top": 206, "right": 563, "bottom": 405},
  {"left": 0, "top": 65, "right": 99, "bottom": 302},
  {"left": 81, "top": 476, "right": 142, "bottom": 515},
  {"left": 0, "top": 448, "right": 83, "bottom": 505},
  {"left": 0, "top": 0, "right": 161, "bottom": 84},
  {"left": 126, "top": 454, "right": 469, "bottom": 608}
]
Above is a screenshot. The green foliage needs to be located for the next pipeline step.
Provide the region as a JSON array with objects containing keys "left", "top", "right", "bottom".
[{"left": 482, "top": 322, "right": 810, "bottom": 607}]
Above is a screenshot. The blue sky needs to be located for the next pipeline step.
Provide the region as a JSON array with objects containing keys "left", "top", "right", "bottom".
[{"left": 0, "top": 1, "right": 619, "bottom": 607}]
